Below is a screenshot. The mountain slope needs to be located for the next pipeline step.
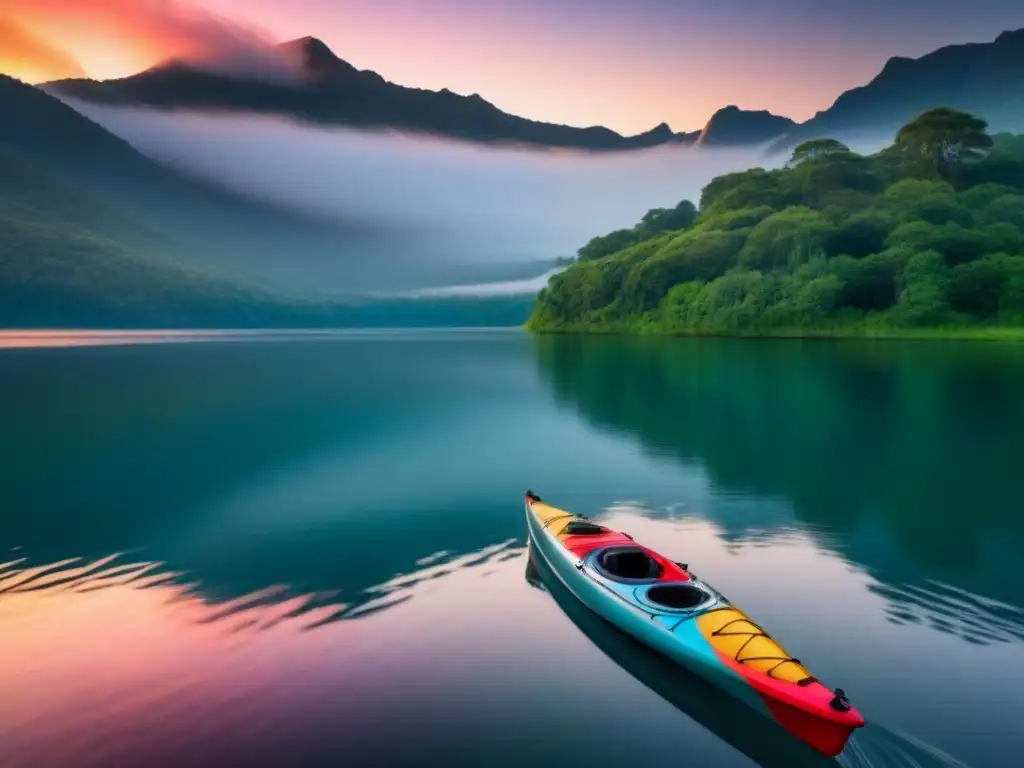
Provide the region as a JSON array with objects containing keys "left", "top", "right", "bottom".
[
  {"left": 46, "top": 37, "right": 700, "bottom": 152},
  {"left": 0, "top": 144, "right": 538, "bottom": 329},
  {"left": 0, "top": 75, "right": 549, "bottom": 326},
  {"left": 768, "top": 28, "right": 1024, "bottom": 155},
  {"left": 1, "top": 73, "right": 470, "bottom": 297},
  {"left": 0, "top": 145, "right": 281, "bottom": 328}
]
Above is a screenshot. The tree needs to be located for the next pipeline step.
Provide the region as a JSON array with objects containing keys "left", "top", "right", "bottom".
[
  {"left": 979, "top": 194, "right": 1024, "bottom": 229},
  {"left": 828, "top": 211, "right": 893, "bottom": 258},
  {"left": 788, "top": 139, "right": 851, "bottom": 167},
  {"left": 949, "top": 255, "right": 1010, "bottom": 318},
  {"left": 739, "top": 206, "right": 833, "bottom": 271},
  {"left": 885, "top": 221, "right": 991, "bottom": 266},
  {"left": 637, "top": 199, "right": 697, "bottom": 237},
  {"left": 699, "top": 167, "right": 792, "bottom": 212},
  {"left": 888, "top": 108, "right": 993, "bottom": 180},
  {"left": 882, "top": 178, "right": 973, "bottom": 227},
  {"left": 624, "top": 230, "right": 743, "bottom": 311},
  {"left": 893, "top": 250, "right": 951, "bottom": 326},
  {"left": 576, "top": 228, "right": 637, "bottom": 261}
]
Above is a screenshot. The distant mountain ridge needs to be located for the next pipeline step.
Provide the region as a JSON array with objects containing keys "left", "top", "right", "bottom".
[
  {"left": 45, "top": 36, "right": 804, "bottom": 152},
  {"left": 767, "top": 27, "right": 1024, "bottom": 154},
  {"left": 45, "top": 28, "right": 1024, "bottom": 155},
  {"left": 45, "top": 37, "right": 700, "bottom": 151},
  {"left": 31, "top": 26, "right": 1024, "bottom": 157}
]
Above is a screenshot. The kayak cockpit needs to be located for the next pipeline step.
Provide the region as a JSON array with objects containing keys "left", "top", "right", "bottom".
[
  {"left": 645, "top": 582, "right": 714, "bottom": 610},
  {"left": 592, "top": 546, "right": 663, "bottom": 582}
]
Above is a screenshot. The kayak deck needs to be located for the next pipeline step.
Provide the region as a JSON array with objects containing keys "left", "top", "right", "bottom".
[{"left": 525, "top": 491, "right": 865, "bottom": 757}]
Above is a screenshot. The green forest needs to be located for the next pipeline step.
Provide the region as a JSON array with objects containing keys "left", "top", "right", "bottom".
[{"left": 528, "top": 109, "right": 1024, "bottom": 338}]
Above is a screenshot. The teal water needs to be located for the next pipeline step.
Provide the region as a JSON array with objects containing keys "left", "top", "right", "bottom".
[{"left": 1, "top": 330, "right": 1022, "bottom": 768}]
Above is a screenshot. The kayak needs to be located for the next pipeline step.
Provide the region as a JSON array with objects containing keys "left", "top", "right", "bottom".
[
  {"left": 524, "top": 490, "right": 865, "bottom": 757},
  {"left": 525, "top": 547, "right": 834, "bottom": 767}
]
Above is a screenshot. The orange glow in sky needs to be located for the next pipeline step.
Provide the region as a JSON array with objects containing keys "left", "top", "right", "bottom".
[
  {"left": 0, "top": 0, "right": 282, "bottom": 82},
  {"left": 0, "top": 15, "right": 84, "bottom": 81}
]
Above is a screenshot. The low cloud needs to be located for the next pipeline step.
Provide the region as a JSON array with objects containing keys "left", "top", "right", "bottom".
[
  {"left": 0, "top": 0, "right": 300, "bottom": 83},
  {"left": 58, "top": 98, "right": 897, "bottom": 295},
  {"left": 64, "top": 100, "right": 785, "bottom": 266},
  {"left": 392, "top": 269, "right": 565, "bottom": 299}
]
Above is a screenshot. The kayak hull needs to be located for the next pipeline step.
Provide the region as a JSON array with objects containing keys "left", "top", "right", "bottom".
[{"left": 525, "top": 493, "right": 864, "bottom": 757}]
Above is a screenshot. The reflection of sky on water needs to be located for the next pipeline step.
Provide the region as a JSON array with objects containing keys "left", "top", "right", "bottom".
[
  {"left": 3, "top": 506, "right": 1019, "bottom": 767},
  {"left": 2, "top": 332, "right": 1023, "bottom": 767}
]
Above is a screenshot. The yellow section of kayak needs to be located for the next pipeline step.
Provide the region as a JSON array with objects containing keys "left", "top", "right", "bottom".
[
  {"left": 696, "top": 608, "right": 812, "bottom": 683},
  {"left": 528, "top": 501, "right": 576, "bottom": 538}
]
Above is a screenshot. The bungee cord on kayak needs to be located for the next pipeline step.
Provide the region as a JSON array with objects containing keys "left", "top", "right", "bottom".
[{"left": 699, "top": 606, "right": 814, "bottom": 684}]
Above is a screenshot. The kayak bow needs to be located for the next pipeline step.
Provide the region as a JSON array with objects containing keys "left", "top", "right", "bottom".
[{"left": 524, "top": 490, "right": 865, "bottom": 757}]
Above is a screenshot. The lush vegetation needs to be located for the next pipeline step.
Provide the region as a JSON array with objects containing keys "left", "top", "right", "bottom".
[{"left": 528, "top": 109, "right": 1024, "bottom": 338}]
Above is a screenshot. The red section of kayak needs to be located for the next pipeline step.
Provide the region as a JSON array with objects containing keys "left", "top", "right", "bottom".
[
  {"left": 562, "top": 532, "right": 632, "bottom": 556},
  {"left": 760, "top": 695, "right": 860, "bottom": 758},
  {"left": 561, "top": 534, "right": 691, "bottom": 582},
  {"left": 711, "top": 648, "right": 864, "bottom": 756}
]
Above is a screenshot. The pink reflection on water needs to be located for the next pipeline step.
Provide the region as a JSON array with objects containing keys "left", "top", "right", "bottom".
[
  {"left": 3, "top": 511, "right": 1019, "bottom": 767},
  {"left": 0, "top": 540, "right": 527, "bottom": 765},
  {"left": 0, "top": 330, "right": 219, "bottom": 349}
]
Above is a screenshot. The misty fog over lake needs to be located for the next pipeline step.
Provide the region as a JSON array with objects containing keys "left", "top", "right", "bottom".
[{"left": 52, "top": 98, "right": 884, "bottom": 297}]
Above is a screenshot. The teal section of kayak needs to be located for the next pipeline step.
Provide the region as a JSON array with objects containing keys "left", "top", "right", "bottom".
[{"left": 526, "top": 502, "right": 769, "bottom": 717}]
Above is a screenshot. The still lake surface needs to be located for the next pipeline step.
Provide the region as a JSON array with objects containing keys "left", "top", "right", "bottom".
[{"left": 1, "top": 329, "right": 1022, "bottom": 768}]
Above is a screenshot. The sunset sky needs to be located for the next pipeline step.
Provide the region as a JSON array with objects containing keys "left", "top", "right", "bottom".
[{"left": 2, "top": 0, "right": 1024, "bottom": 134}]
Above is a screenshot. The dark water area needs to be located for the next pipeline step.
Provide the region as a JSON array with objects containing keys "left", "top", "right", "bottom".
[{"left": 1, "top": 330, "right": 1022, "bottom": 767}]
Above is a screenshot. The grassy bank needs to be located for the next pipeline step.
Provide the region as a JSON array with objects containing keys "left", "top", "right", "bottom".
[{"left": 525, "top": 317, "right": 1024, "bottom": 342}]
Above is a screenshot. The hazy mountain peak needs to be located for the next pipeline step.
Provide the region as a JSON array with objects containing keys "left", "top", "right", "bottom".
[
  {"left": 696, "top": 105, "right": 795, "bottom": 147},
  {"left": 277, "top": 35, "right": 360, "bottom": 80},
  {"left": 281, "top": 36, "right": 337, "bottom": 61}
]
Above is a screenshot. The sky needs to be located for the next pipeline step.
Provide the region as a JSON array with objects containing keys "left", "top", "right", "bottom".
[{"left": 2, "top": 0, "right": 1024, "bottom": 134}]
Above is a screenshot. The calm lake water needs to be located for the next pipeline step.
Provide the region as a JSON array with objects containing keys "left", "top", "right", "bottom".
[{"left": 1, "top": 329, "right": 1023, "bottom": 768}]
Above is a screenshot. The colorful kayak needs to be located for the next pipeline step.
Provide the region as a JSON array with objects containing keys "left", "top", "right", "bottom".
[{"left": 524, "top": 490, "right": 865, "bottom": 757}]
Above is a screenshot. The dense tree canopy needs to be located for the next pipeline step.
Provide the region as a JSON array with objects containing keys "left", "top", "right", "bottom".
[
  {"left": 530, "top": 108, "right": 1024, "bottom": 337},
  {"left": 887, "top": 108, "right": 993, "bottom": 181},
  {"left": 788, "top": 138, "right": 851, "bottom": 167},
  {"left": 576, "top": 199, "right": 697, "bottom": 262}
]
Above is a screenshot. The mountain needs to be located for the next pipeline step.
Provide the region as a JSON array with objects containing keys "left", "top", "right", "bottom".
[
  {"left": 6, "top": 73, "right": 562, "bottom": 300},
  {"left": 694, "top": 105, "right": 795, "bottom": 147},
  {"left": 0, "top": 72, "right": 385, "bottom": 297},
  {"left": 38, "top": 26, "right": 1024, "bottom": 158},
  {"left": 45, "top": 37, "right": 700, "bottom": 152},
  {"left": 0, "top": 75, "right": 546, "bottom": 327},
  {"left": 768, "top": 28, "right": 1024, "bottom": 155}
]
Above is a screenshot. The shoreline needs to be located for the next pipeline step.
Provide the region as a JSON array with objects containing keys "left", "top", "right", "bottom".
[{"left": 524, "top": 323, "right": 1024, "bottom": 342}]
